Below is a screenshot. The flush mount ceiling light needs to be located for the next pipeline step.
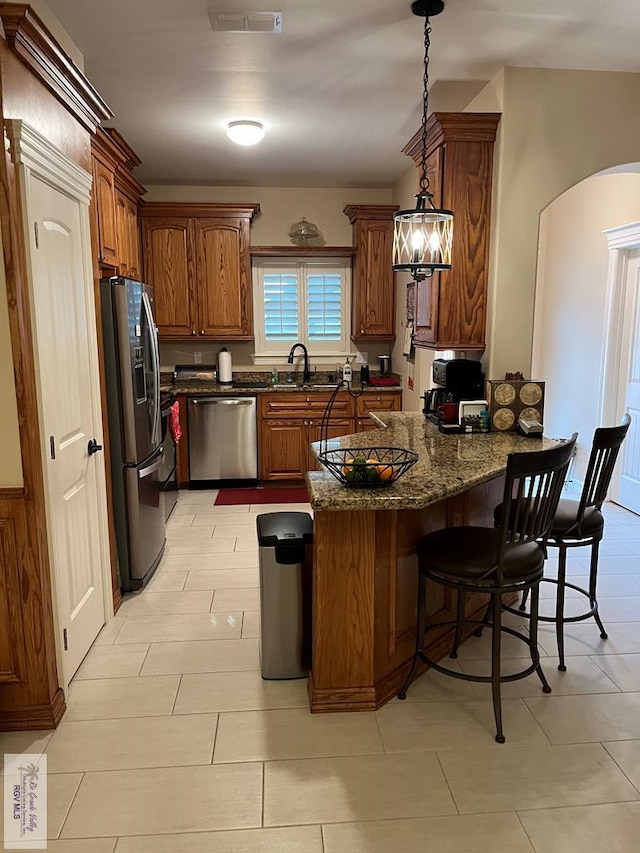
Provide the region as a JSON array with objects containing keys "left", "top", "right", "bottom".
[
  {"left": 226, "top": 120, "right": 265, "bottom": 146},
  {"left": 393, "top": 0, "right": 454, "bottom": 281}
]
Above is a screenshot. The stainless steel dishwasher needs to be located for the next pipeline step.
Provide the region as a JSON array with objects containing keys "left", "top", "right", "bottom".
[{"left": 188, "top": 396, "right": 258, "bottom": 484}]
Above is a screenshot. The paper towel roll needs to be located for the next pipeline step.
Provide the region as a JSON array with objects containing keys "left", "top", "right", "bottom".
[{"left": 218, "top": 347, "right": 232, "bottom": 384}]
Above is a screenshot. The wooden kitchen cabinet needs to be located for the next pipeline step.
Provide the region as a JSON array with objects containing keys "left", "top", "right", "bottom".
[
  {"left": 402, "top": 113, "right": 500, "bottom": 350},
  {"left": 140, "top": 203, "right": 259, "bottom": 341},
  {"left": 143, "top": 218, "right": 195, "bottom": 337},
  {"left": 115, "top": 191, "right": 142, "bottom": 279},
  {"left": 307, "top": 419, "right": 354, "bottom": 470},
  {"left": 93, "top": 158, "right": 118, "bottom": 266},
  {"left": 195, "top": 218, "right": 253, "bottom": 338},
  {"left": 355, "top": 391, "right": 402, "bottom": 416},
  {"left": 259, "top": 392, "right": 356, "bottom": 481},
  {"left": 91, "top": 127, "right": 145, "bottom": 275},
  {"left": 355, "top": 390, "right": 402, "bottom": 432},
  {"left": 258, "top": 391, "right": 401, "bottom": 480},
  {"left": 343, "top": 205, "right": 398, "bottom": 341},
  {"left": 260, "top": 420, "right": 309, "bottom": 480}
]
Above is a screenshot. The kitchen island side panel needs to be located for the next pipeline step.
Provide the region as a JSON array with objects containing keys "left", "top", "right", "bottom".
[{"left": 309, "top": 477, "right": 505, "bottom": 713}]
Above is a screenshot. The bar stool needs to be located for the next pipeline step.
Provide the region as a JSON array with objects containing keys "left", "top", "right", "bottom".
[
  {"left": 500, "top": 414, "right": 631, "bottom": 671},
  {"left": 398, "top": 436, "right": 577, "bottom": 743}
]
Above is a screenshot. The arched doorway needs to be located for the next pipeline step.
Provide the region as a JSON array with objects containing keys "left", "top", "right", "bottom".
[{"left": 531, "top": 165, "right": 640, "bottom": 500}]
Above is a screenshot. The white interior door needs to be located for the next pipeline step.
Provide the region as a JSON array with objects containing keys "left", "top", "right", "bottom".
[
  {"left": 27, "top": 172, "right": 107, "bottom": 682},
  {"left": 612, "top": 249, "right": 640, "bottom": 512}
]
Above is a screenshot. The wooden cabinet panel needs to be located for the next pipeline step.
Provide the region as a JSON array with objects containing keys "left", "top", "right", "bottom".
[
  {"left": 260, "top": 420, "right": 309, "bottom": 481},
  {"left": 259, "top": 394, "right": 357, "bottom": 480},
  {"left": 355, "top": 392, "right": 402, "bottom": 416},
  {"left": 0, "top": 514, "right": 26, "bottom": 683},
  {"left": 140, "top": 204, "right": 259, "bottom": 341},
  {"left": 93, "top": 159, "right": 118, "bottom": 265},
  {"left": 357, "top": 418, "right": 378, "bottom": 432},
  {"left": 404, "top": 113, "right": 500, "bottom": 350},
  {"left": 142, "top": 218, "right": 195, "bottom": 337},
  {"left": 126, "top": 197, "right": 141, "bottom": 279},
  {"left": 344, "top": 205, "right": 397, "bottom": 341},
  {"left": 114, "top": 191, "right": 127, "bottom": 274},
  {"left": 308, "top": 419, "right": 354, "bottom": 470},
  {"left": 261, "top": 393, "right": 354, "bottom": 420},
  {"left": 196, "top": 218, "right": 252, "bottom": 338}
]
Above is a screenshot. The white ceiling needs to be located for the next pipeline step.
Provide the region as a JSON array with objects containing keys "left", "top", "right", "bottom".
[{"left": 44, "top": 0, "right": 640, "bottom": 187}]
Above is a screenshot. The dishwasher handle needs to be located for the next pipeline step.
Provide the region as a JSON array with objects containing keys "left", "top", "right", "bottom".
[{"left": 189, "top": 398, "right": 254, "bottom": 405}]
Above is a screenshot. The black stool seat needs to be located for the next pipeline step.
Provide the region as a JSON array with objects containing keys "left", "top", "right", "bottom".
[
  {"left": 398, "top": 435, "right": 577, "bottom": 744},
  {"left": 495, "top": 414, "right": 631, "bottom": 672},
  {"left": 550, "top": 500, "right": 604, "bottom": 538},
  {"left": 419, "top": 527, "right": 545, "bottom": 584}
]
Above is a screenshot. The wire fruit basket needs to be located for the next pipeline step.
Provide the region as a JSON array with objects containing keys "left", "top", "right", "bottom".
[{"left": 317, "top": 381, "right": 418, "bottom": 488}]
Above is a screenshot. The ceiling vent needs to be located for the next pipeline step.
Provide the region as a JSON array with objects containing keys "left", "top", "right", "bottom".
[{"left": 208, "top": 10, "right": 283, "bottom": 33}]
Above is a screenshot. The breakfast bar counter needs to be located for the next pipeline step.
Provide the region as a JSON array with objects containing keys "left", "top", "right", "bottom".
[{"left": 305, "top": 412, "right": 560, "bottom": 712}]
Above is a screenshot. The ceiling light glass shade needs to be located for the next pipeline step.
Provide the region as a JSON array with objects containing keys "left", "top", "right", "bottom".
[
  {"left": 393, "top": 193, "right": 454, "bottom": 278},
  {"left": 226, "top": 120, "right": 265, "bottom": 146}
]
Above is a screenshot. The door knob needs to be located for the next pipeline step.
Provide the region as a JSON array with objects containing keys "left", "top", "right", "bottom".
[{"left": 87, "top": 439, "right": 103, "bottom": 456}]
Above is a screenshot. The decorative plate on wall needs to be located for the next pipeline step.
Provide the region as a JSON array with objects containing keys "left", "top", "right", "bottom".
[{"left": 486, "top": 380, "right": 545, "bottom": 432}]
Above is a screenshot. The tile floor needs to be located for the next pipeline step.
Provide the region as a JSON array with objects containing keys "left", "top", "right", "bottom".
[{"left": 3, "top": 489, "right": 640, "bottom": 851}]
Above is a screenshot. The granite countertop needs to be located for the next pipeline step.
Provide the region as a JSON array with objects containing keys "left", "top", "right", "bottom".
[
  {"left": 306, "top": 411, "right": 564, "bottom": 512},
  {"left": 162, "top": 381, "right": 402, "bottom": 395}
]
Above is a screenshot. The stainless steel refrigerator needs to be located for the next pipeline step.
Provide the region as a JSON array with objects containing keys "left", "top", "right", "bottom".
[{"left": 101, "top": 276, "right": 166, "bottom": 590}]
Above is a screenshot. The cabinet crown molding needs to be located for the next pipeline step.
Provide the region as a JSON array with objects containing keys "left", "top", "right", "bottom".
[
  {"left": 343, "top": 204, "right": 399, "bottom": 224},
  {"left": 139, "top": 201, "right": 260, "bottom": 219},
  {"left": 402, "top": 112, "right": 501, "bottom": 166},
  {"left": 0, "top": 3, "right": 112, "bottom": 133}
]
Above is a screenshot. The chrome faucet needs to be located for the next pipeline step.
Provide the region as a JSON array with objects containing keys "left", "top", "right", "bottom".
[{"left": 287, "top": 342, "right": 314, "bottom": 385}]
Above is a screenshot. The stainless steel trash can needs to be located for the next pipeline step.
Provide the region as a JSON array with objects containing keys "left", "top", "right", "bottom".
[{"left": 257, "top": 512, "right": 313, "bottom": 679}]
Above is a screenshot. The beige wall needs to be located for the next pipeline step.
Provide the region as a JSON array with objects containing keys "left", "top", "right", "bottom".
[
  {"left": 0, "top": 234, "right": 24, "bottom": 487},
  {"left": 485, "top": 67, "right": 640, "bottom": 379},
  {"left": 148, "top": 184, "right": 394, "bottom": 371},
  {"left": 532, "top": 171, "right": 640, "bottom": 482},
  {"left": 144, "top": 184, "right": 392, "bottom": 247}
]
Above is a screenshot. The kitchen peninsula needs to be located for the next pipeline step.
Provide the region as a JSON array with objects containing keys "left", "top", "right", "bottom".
[{"left": 306, "top": 412, "right": 561, "bottom": 713}]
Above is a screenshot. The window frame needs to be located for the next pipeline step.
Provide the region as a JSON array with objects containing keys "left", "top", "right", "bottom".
[{"left": 252, "top": 256, "right": 352, "bottom": 364}]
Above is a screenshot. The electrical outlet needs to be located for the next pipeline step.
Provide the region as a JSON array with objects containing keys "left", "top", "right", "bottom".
[
  {"left": 354, "top": 351, "right": 368, "bottom": 365},
  {"left": 193, "top": 351, "right": 202, "bottom": 364}
]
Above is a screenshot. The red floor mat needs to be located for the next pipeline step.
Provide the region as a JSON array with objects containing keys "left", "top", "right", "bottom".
[{"left": 214, "top": 487, "right": 310, "bottom": 506}]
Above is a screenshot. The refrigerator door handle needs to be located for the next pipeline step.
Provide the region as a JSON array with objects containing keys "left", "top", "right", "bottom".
[
  {"left": 138, "top": 448, "right": 164, "bottom": 479},
  {"left": 141, "top": 290, "right": 161, "bottom": 449}
]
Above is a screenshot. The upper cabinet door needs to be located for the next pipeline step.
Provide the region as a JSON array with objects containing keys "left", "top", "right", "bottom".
[
  {"left": 344, "top": 204, "right": 398, "bottom": 341},
  {"left": 93, "top": 159, "right": 119, "bottom": 266},
  {"left": 142, "top": 218, "right": 195, "bottom": 337},
  {"left": 195, "top": 218, "right": 253, "bottom": 339},
  {"left": 125, "top": 197, "right": 141, "bottom": 280},
  {"left": 115, "top": 190, "right": 130, "bottom": 276},
  {"left": 352, "top": 219, "right": 395, "bottom": 339}
]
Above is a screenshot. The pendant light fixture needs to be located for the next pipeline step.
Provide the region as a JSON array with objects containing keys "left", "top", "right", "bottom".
[{"left": 393, "top": 0, "right": 453, "bottom": 281}]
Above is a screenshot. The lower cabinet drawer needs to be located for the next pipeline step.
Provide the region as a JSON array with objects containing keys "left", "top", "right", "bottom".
[
  {"left": 261, "top": 393, "right": 354, "bottom": 419},
  {"left": 355, "top": 391, "right": 402, "bottom": 416}
]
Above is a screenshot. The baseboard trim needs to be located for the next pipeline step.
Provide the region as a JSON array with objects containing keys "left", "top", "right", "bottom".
[{"left": 0, "top": 687, "right": 66, "bottom": 731}]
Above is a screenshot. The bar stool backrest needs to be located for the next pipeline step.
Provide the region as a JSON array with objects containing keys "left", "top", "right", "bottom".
[
  {"left": 497, "top": 434, "right": 578, "bottom": 584},
  {"left": 572, "top": 413, "right": 632, "bottom": 537}
]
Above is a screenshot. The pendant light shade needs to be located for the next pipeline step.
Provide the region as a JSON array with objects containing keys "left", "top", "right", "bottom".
[
  {"left": 393, "top": 0, "right": 454, "bottom": 281},
  {"left": 393, "top": 193, "right": 454, "bottom": 274}
]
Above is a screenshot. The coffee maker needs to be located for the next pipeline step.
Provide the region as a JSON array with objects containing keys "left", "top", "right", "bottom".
[{"left": 423, "top": 358, "right": 483, "bottom": 423}]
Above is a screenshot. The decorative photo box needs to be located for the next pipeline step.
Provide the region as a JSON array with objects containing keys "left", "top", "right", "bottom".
[{"left": 485, "top": 380, "right": 545, "bottom": 432}]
